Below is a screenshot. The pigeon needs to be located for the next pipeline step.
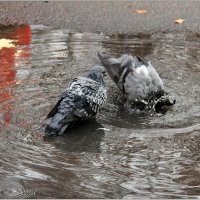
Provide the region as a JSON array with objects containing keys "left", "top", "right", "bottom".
[
  {"left": 98, "top": 52, "right": 175, "bottom": 112},
  {"left": 44, "top": 65, "right": 107, "bottom": 136}
]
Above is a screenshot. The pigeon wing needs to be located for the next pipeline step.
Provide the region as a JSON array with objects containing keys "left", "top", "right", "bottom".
[
  {"left": 69, "top": 77, "right": 107, "bottom": 117},
  {"left": 46, "top": 97, "right": 64, "bottom": 119},
  {"left": 46, "top": 77, "right": 83, "bottom": 119}
]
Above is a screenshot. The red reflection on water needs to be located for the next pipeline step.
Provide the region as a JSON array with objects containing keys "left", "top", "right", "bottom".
[{"left": 0, "top": 25, "right": 31, "bottom": 127}]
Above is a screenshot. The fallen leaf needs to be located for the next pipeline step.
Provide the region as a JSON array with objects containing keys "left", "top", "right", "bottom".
[
  {"left": 175, "top": 18, "right": 185, "bottom": 24},
  {"left": 136, "top": 9, "right": 147, "bottom": 14}
]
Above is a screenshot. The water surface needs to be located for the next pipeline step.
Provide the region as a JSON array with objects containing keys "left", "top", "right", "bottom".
[{"left": 0, "top": 25, "right": 200, "bottom": 198}]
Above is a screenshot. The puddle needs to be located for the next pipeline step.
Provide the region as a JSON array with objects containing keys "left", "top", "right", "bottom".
[{"left": 0, "top": 25, "right": 200, "bottom": 198}]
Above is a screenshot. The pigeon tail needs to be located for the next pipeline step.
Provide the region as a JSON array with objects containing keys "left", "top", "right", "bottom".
[
  {"left": 97, "top": 52, "right": 111, "bottom": 67},
  {"left": 98, "top": 52, "right": 122, "bottom": 84},
  {"left": 45, "top": 112, "right": 70, "bottom": 136}
]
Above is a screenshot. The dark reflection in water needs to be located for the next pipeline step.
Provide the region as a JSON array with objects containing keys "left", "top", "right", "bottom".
[
  {"left": 0, "top": 25, "right": 200, "bottom": 198},
  {"left": 102, "top": 33, "right": 154, "bottom": 57},
  {"left": 44, "top": 119, "right": 105, "bottom": 153}
]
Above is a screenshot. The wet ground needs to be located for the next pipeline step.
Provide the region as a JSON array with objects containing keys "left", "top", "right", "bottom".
[
  {"left": 1, "top": 1, "right": 200, "bottom": 33},
  {"left": 0, "top": 25, "right": 200, "bottom": 198}
]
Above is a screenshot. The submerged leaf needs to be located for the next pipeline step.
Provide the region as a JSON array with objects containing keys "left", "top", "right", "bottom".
[
  {"left": 136, "top": 9, "right": 147, "bottom": 14},
  {"left": 175, "top": 19, "right": 185, "bottom": 24}
]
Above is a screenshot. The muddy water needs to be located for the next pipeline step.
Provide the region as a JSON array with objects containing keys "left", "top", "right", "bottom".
[{"left": 0, "top": 25, "right": 200, "bottom": 198}]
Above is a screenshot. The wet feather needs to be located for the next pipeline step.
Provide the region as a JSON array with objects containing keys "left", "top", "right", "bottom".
[
  {"left": 98, "top": 52, "right": 175, "bottom": 112},
  {"left": 45, "top": 65, "right": 107, "bottom": 136}
]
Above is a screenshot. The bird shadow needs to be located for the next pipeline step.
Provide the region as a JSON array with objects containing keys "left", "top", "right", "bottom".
[{"left": 43, "top": 119, "right": 105, "bottom": 153}]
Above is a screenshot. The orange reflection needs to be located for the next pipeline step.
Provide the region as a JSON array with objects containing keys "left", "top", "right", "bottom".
[{"left": 0, "top": 25, "right": 31, "bottom": 126}]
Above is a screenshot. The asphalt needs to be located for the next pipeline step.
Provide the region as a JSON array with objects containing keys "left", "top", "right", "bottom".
[{"left": 0, "top": 1, "right": 200, "bottom": 34}]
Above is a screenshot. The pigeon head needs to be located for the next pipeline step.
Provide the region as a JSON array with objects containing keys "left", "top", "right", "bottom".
[
  {"left": 86, "top": 65, "right": 106, "bottom": 84},
  {"left": 154, "top": 95, "right": 176, "bottom": 114}
]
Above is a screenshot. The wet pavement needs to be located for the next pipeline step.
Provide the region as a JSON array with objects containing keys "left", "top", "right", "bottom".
[
  {"left": 0, "top": 1, "right": 200, "bottom": 33},
  {"left": 0, "top": 24, "right": 200, "bottom": 198}
]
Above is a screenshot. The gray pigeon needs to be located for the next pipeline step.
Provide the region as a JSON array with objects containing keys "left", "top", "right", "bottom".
[
  {"left": 98, "top": 53, "right": 175, "bottom": 112},
  {"left": 45, "top": 65, "right": 107, "bottom": 136}
]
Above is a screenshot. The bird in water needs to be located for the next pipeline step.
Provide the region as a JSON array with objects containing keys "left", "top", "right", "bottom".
[
  {"left": 98, "top": 52, "right": 175, "bottom": 113},
  {"left": 44, "top": 65, "right": 107, "bottom": 136}
]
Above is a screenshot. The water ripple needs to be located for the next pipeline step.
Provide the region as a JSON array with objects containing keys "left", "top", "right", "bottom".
[
  {"left": 0, "top": 25, "right": 200, "bottom": 198},
  {"left": 0, "top": 177, "right": 37, "bottom": 199}
]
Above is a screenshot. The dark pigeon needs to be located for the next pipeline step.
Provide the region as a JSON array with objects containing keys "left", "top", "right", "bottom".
[
  {"left": 45, "top": 65, "right": 107, "bottom": 136},
  {"left": 98, "top": 53, "right": 175, "bottom": 112}
]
